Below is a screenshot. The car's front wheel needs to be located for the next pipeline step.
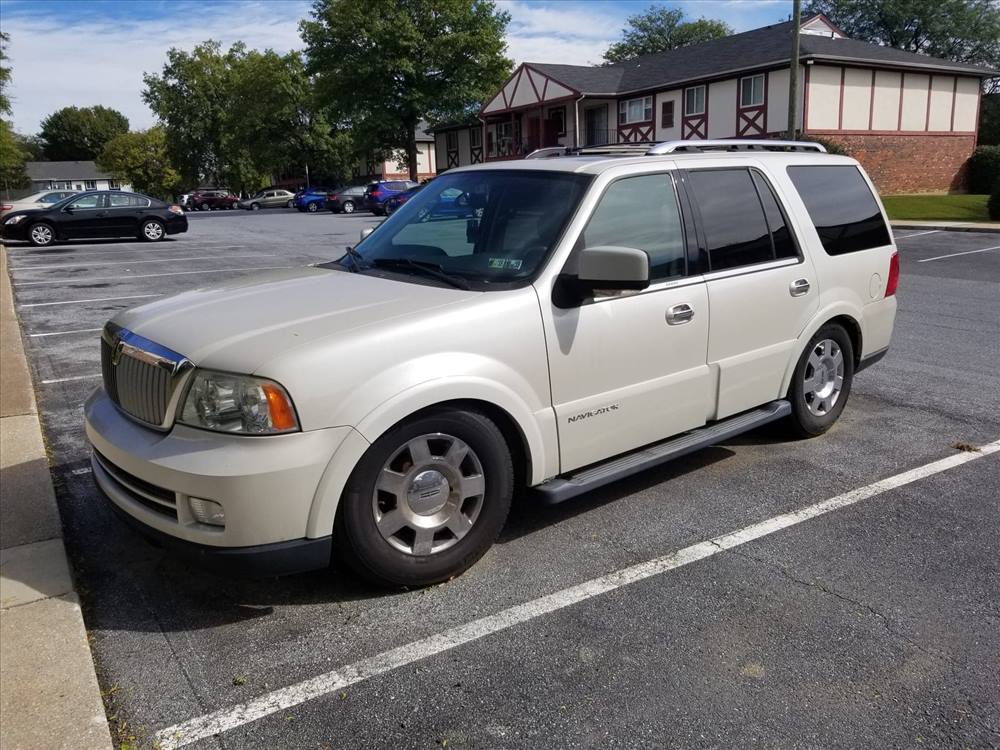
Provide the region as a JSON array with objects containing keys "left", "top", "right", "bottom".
[
  {"left": 28, "top": 222, "right": 55, "bottom": 247},
  {"left": 250, "top": 203, "right": 261, "bottom": 211},
  {"left": 786, "top": 324, "right": 855, "bottom": 437},
  {"left": 341, "top": 200, "right": 355, "bottom": 214},
  {"left": 200, "top": 202, "right": 211, "bottom": 211},
  {"left": 139, "top": 219, "right": 165, "bottom": 242},
  {"left": 336, "top": 409, "right": 513, "bottom": 587},
  {"left": 286, "top": 200, "right": 294, "bottom": 208},
  {"left": 307, "top": 201, "right": 319, "bottom": 213}
]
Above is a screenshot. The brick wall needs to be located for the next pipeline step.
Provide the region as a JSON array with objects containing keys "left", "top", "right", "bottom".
[{"left": 809, "top": 132, "right": 977, "bottom": 194}]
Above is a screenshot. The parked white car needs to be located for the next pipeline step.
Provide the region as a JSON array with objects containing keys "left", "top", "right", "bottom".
[
  {"left": 1, "top": 189, "right": 78, "bottom": 219},
  {"left": 85, "top": 140, "right": 898, "bottom": 586}
]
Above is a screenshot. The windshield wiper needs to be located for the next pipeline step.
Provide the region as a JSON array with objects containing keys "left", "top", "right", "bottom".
[
  {"left": 339, "top": 246, "right": 367, "bottom": 273},
  {"left": 370, "top": 258, "right": 471, "bottom": 290}
]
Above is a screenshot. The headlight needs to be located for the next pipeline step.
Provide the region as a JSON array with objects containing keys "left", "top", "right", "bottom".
[
  {"left": 178, "top": 370, "right": 299, "bottom": 434},
  {"left": 4, "top": 215, "right": 26, "bottom": 225}
]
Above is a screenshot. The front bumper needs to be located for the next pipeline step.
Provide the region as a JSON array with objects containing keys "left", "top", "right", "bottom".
[
  {"left": 85, "top": 387, "right": 353, "bottom": 564},
  {"left": 0, "top": 221, "right": 32, "bottom": 241}
]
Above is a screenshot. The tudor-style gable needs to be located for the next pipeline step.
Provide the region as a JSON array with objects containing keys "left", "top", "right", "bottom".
[{"left": 481, "top": 65, "right": 578, "bottom": 115}]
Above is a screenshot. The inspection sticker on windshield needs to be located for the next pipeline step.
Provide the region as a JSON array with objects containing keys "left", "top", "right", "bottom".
[{"left": 489, "top": 258, "right": 523, "bottom": 270}]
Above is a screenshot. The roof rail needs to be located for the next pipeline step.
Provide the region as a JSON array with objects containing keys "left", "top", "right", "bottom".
[{"left": 646, "top": 139, "right": 827, "bottom": 155}]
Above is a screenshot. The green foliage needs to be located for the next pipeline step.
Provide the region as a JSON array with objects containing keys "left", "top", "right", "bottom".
[
  {"left": 988, "top": 179, "right": 1000, "bottom": 220},
  {"left": 97, "top": 127, "right": 181, "bottom": 200},
  {"left": 0, "top": 120, "right": 29, "bottom": 191},
  {"left": 39, "top": 105, "right": 130, "bottom": 161},
  {"left": 803, "top": 0, "right": 1000, "bottom": 72},
  {"left": 0, "top": 32, "right": 11, "bottom": 116},
  {"left": 968, "top": 145, "right": 1000, "bottom": 193},
  {"left": 603, "top": 6, "right": 732, "bottom": 64},
  {"left": 301, "top": 0, "right": 512, "bottom": 180},
  {"left": 979, "top": 94, "right": 1000, "bottom": 145}
]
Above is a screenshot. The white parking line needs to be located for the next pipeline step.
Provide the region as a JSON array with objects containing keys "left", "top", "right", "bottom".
[
  {"left": 154, "top": 439, "right": 1000, "bottom": 750},
  {"left": 894, "top": 229, "right": 941, "bottom": 239},
  {"left": 41, "top": 374, "right": 102, "bottom": 384},
  {"left": 15, "top": 266, "right": 298, "bottom": 286},
  {"left": 29, "top": 328, "right": 103, "bottom": 337},
  {"left": 917, "top": 245, "right": 1000, "bottom": 263},
  {"left": 8, "top": 244, "right": 249, "bottom": 258},
  {"left": 11, "top": 253, "right": 276, "bottom": 270},
  {"left": 19, "top": 294, "right": 162, "bottom": 308}
]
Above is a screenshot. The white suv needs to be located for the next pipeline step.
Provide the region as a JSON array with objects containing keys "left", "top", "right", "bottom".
[{"left": 85, "top": 140, "right": 898, "bottom": 586}]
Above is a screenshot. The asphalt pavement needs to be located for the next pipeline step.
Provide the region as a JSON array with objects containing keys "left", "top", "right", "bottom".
[{"left": 3, "top": 210, "right": 998, "bottom": 749}]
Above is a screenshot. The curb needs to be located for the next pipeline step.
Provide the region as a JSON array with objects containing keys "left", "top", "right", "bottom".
[
  {"left": 891, "top": 221, "right": 1000, "bottom": 234},
  {"left": 0, "top": 243, "right": 114, "bottom": 750}
]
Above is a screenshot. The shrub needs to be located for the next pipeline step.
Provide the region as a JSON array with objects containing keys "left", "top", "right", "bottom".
[
  {"left": 806, "top": 134, "right": 849, "bottom": 156},
  {"left": 969, "top": 145, "right": 1000, "bottom": 193},
  {"left": 989, "top": 178, "right": 1000, "bottom": 221}
]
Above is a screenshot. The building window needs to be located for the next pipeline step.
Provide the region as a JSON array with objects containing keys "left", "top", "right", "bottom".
[
  {"left": 84, "top": 180, "right": 97, "bottom": 190},
  {"left": 684, "top": 86, "right": 706, "bottom": 116},
  {"left": 661, "top": 100, "right": 675, "bottom": 129},
  {"left": 740, "top": 74, "right": 765, "bottom": 107},
  {"left": 547, "top": 105, "right": 566, "bottom": 136},
  {"left": 446, "top": 131, "right": 458, "bottom": 151},
  {"left": 108, "top": 180, "right": 120, "bottom": 189},
  {"left": 470, "top": 127, "right": 482, "bottom": 149},
  {"left": 618, "top": 96, "right": 653, "bottom": 125}
]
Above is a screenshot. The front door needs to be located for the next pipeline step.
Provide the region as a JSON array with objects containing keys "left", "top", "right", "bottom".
[
  {"left": 684, "top": 165, "right": 819, "bottom": 419},
  {"left": 584, "top": 105, "right": 607, "bottom": 146},
  {"left": 59, "top": 193, "right": 107, "bottom": 238},
  {"left": 541, "top": 171, "right": 713, "bottom": 472}
]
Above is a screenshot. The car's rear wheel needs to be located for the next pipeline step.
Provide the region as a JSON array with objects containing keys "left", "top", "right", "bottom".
[
  {"left": 139, "top": 219, "right": 165, "bottom": 242},
  {"left": 28, "top": 222, "right": 55, "bottom": 247},
  {"left": 342, "top": 200, "right": 355, "bottom": 214},
  {"left": 335, "top": 409, "right": 513, "bottom": 587},
  {"left": 250, "top": 203, "right": 261, "bottom": 211},
  {"left": 200, "top": 202, "right": 210, "bottom": 211},
  {"left": 307, "top": 201, "right": 319, "bottom": 213},
  {"left": 785, "top": 324, "right": 854, "bottom": 437},
  {"left": 286, "top": 200, "right": 294, "bottom": 208}
]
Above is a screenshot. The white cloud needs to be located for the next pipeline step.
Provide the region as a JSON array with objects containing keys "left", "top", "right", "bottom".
[{"left": 500, "top": 0, "right": 619, "bottom": 66}]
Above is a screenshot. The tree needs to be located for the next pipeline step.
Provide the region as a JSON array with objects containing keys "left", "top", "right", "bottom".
[
  {"left": 38, "top": 105, "right": 129, "bottom": 161},
  {"left": 979, "top": 94, "right": 1000, "bottom": 145},
  {"left": 804, "top": 0, "right": 1000, "bottom": 91},
  {"left": 603, "top": 6, "right": 732, "bottom": 64},
  {"left": 0, "top": 31, "right": 11, "bottom": 115},
  {"left": 97, "top": 127, "right": 181, "bottom": 200},
  {"left": 301, "top": 0, "right": 512, "bottom": 180},
  {"left": 0, "top": 32, "right": 29, "bottom": 194}
]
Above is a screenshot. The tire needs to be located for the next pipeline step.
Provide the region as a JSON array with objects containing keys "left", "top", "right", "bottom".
[
  {"left": 307, "top": 201, "right": 319, "bottom": 213},
  {"left": 286, "top": 200, "right": 294, "bottom": 208},
  {"left": 139, "top": 219, "right": 165, "bottom": 242},
  {"left": 785, "top": 324, "right": 855, "bottom": 438},
  {"left": 200, "top": 202, "right": 210, "bottom": 212},
  {"left": 342, "top": 200, "right": 355, "bottom": 214},
  {"left": 335, "top": 409, "right": 513, "bottom": 587},
  {"left": 28, "top": 222, "right": 55, "bottom": 247},
  {"left": 250, "top": 203, "right": 261, "bottom": 211}
]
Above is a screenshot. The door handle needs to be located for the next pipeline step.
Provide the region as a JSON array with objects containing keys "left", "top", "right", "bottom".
[
  {"left": 666, "top": 303, "right": 694, "bottom": 325},
  {"left": 789, "top": 278, "right": 810, "bottom": 297}
]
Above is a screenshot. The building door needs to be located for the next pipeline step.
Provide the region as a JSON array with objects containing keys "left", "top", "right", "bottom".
[{"left": 584, "top": 105, "right": 607, "bottom": 146}]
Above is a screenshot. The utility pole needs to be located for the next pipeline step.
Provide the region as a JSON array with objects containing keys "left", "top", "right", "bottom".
[{"left": 787, "top": 0, "right": 801, "bottom": 139}]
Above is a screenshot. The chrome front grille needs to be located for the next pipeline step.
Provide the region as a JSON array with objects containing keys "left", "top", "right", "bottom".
[{"left": 101, "top": 324, "right": 191, "bottom": 429}]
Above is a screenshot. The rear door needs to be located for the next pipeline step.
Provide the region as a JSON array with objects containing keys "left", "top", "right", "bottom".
[
  {"left": 684, "top": 165, "right": 818, "bottom": 419},
  {"left": 105, "top": 193, "right": 146, "bottom": 235}
]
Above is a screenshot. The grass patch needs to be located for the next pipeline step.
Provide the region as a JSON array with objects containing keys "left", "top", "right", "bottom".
[{"left": 882, "top": 193, "right": 990, "bottom": 221}]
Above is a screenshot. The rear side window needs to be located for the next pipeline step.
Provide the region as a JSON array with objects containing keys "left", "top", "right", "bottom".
[
  {"left": 787, "top": 165, "right": 890, "bottom": 255},
  {"left": 686, "top": 169, "right": 773, "bottom": 271},
  {"left": 581, "top": 174, "right": 686, "bottom": 280}
]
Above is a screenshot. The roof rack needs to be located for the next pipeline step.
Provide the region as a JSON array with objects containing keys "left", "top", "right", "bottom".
[{"left": 645, "top": 139, "right": 827, "bottom": 155}]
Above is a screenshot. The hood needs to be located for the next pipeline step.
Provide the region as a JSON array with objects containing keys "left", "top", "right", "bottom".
[{"left": 113, "top": 266, "right": 477, "bottom": 374}]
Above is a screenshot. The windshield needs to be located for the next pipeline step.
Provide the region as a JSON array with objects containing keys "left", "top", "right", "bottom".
[{"left": 347, "top": 169, "right": 590, "bottom": 287}]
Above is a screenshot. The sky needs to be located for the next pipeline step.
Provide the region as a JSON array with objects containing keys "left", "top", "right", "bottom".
[{"left": 0, "top": 0, "right": 790, "bottom": 135}]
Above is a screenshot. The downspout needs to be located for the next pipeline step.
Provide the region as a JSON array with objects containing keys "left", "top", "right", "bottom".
[{"left": 573, "top": 95, "right": 584, "bottom": 147}]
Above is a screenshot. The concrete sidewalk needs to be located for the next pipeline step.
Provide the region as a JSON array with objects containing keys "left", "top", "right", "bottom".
[
  {"left": 0, "top": 245, "right": 112, "bottom": 749},
  {"left": 891, "top": 219, "right": 1000, "bottom": 233}
]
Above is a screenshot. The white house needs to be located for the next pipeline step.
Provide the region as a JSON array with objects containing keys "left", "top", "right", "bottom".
[
  {"left": 24, "top": 161, "right": 131, "bottom": 193},
  {"left": 433, "top": 15, "right": 998, "bottom": 193}
]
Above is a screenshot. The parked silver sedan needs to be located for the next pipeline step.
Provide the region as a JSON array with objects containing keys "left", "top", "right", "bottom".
[{"left": 238, "top": 189, "right": 295, "bottom": 210}]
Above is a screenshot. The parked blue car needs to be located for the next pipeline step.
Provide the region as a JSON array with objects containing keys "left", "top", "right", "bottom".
[
  {"left": 293, "top": 187, "right": 334, "bottom": 213},
  {"left": 365, "top": 180, "right": 420, "bottom": 215}
]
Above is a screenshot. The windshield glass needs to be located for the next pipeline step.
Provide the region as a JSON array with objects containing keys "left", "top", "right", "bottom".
[{"left": 348, "top": 170, "right": 590, "bottom": 286}]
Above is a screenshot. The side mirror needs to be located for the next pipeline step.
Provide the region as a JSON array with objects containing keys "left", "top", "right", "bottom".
[
  {"left": 64, "top": 206, "right": 75, "bottom": 213},
  {"left": 555, "top": 245, "right": 650, "bottom": 307}
]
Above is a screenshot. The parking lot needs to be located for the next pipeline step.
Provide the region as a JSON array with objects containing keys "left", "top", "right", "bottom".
[{"left": 4, "top": 213, "right": 999, "bottom": 749}]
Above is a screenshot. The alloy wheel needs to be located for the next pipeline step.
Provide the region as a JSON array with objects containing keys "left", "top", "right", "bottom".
[
  {"left": 30, "top": 224, "right": 53, "bottom": 246},
  {"left": 143, "top": 221, "right": 164, "bottom": 241},
  {"left": 803, "top": 338, "right": 844, "bottom": 416}
]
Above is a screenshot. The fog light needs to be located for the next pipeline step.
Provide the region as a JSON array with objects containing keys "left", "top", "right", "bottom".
[{"left": 189, "top": 497, "right": 225, "bottom": 527}]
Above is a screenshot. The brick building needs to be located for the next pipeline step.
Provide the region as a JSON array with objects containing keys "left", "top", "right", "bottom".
[{"left": 433, "top": 15, "right": 997, "bottom": 193}]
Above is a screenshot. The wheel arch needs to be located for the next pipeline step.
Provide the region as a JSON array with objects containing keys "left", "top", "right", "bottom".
[{"left": 780, "top": 306, "right": 863, "bottom": 396}]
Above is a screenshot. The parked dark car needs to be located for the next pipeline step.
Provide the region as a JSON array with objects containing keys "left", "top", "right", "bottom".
[
  {"left": 1, "top": 191, "right": 188, "bottom": 246},
  {"left": 383, "top": 185, "right": 425, "bottom": 215},
  {"left": 365, "top": 180, "right": 420, "bottom": 215},
  {"left": 188, "top": 189, "right": 238, "bottom": 211},
  {"left": 293, "top": 187, "right": 334, "bottom": 213},
  {"left": 325, "top": 185, "right": 367, "bottom": 214}
]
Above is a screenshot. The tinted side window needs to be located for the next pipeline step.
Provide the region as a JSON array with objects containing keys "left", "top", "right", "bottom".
[
  {"left": 752, "top": 171, "right": 798, "bottom": 260},
  {"left": 687, "top": 169, "right": 772, "bottom": 271},
  {"left": 787, "top": 165, "right": 890, "bottom": 255},
  {"left": 581, "top": 174, "right": 686, "bottom": 280}
]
